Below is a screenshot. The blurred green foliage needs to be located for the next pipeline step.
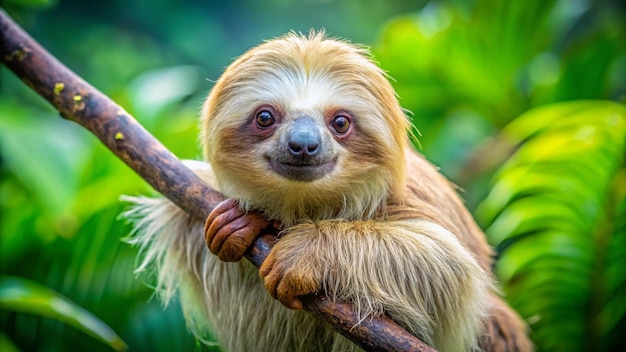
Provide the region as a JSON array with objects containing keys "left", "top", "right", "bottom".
[
  {"left": 0, "top": 0, "right": 624, "bottom": 351},
  {"left": 0, "top": 276, "right": 127, "bottom": 351},
  {"left": 478, "top": 101, "right": 625, "bottom": 351}
]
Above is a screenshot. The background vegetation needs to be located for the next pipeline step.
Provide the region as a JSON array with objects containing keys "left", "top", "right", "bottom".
[{"left": 1, "top": 0, "right": 624, "bottom": 351}]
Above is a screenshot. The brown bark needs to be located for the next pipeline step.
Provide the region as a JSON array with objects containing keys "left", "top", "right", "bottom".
[{"left": 0, "top": 9, "right": 435, "bottom": 352}]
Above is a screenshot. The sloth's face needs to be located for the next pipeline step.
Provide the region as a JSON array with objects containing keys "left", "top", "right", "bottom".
[
  {"left": 250, "top": 105, "right": 347, "bottom": 182},
  {"left": 201, "top": 33, "right": 409, "bottom": 221}
]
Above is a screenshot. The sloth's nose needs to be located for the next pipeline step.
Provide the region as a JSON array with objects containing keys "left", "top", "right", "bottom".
[
  {"left": 288, "top": 117, "right": 321, "bottom": 158},
  {"left": 288, "top": 133, "right": 319, "bottom": 156}
]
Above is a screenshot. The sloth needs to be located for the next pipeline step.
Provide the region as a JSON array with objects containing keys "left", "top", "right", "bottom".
[{"left": 124, "top": 31, "right": 531, "bottom": 352}]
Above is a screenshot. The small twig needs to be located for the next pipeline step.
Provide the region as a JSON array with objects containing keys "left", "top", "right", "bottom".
[{"left": 0, "top": 9, "right": 435, "bottom": 352}]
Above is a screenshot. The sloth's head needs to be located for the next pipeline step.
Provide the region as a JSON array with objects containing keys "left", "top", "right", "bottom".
[{"left": 201, "top": 31, "right": 410, "bottom": 224}]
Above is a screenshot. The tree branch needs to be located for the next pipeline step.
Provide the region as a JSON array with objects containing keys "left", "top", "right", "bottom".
[{"left": 0, "top": 9, "right": 435, "bottom": 352}]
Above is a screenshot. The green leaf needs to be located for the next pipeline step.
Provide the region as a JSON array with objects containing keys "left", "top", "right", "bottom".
[
  {"left": 0, "top": 276, "right": 128, "bottom": 352},
  {"left": 477, "top": 100, "right": 626, "bottom": 351},
  {"left": 0, "top": 332, "right": 20, "bottom": 352}
]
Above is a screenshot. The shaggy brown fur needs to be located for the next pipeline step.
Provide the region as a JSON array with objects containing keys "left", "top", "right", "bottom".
[{"left": 124, "top": 32, "right": 532, "bottom": 352}]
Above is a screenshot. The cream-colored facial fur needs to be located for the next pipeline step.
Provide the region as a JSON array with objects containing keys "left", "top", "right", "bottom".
[
  {"left": 201, "top": 32, "right": 407, "bottom": 225},
  {"left": 124, "top": 32, "right": 532, "bottom": 352}
]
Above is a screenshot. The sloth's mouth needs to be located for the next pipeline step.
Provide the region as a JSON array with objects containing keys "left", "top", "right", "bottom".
[{"left": 267, "top": 157, "right": 336, "bottom": 182}]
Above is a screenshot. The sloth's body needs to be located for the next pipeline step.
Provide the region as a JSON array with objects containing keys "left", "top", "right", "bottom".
[{"left": 125, "top": 32, "right": 531, "bottom": 351}]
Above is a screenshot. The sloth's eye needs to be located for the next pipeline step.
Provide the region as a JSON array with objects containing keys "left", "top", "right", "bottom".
[
  {"left": 331, "top": 115, "right": 351, "bottom": 134},
  {"left": 256, "top": 110, "right": 275, "bottom": 128}
]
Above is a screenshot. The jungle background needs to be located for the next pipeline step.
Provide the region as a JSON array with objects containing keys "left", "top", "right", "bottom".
[{"left": 0, "top": 0, "right": 624, "bottom": 351}]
